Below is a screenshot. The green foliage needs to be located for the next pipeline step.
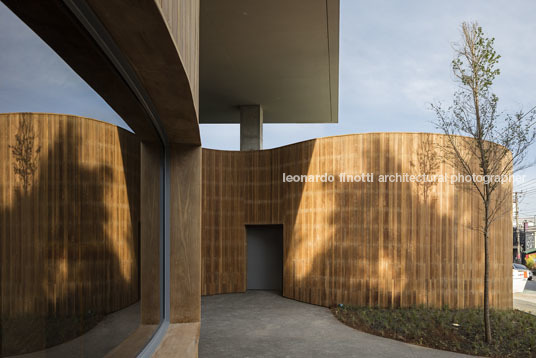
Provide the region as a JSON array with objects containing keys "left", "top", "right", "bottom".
[
  {"left": 526, "top": 257, "right": 535, "bottom": 270},
  {"left": 432, "top": 21, "right": 536, "bottom": 344},
  {"left": 432, "top": 21, "right": 536, "bottom": 187},
  {"left": 451, "top": 23, "right": 500, "bottom": 92},
  {"left": 333, "top": 305, "right": 536, "bottom": 357}
]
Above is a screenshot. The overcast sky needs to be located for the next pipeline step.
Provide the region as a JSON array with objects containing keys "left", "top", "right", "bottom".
[{"left": 1, "top": 1, "right": 536, "bottom": 216}]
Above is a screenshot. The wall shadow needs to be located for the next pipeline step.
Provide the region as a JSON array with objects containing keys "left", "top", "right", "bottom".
[
  {"left": 0, "top": 114, "right": 140, "bottom": 356},
  {"left": 290, "top": 133, "right": 511, "bottom": 309},
  {"left": 201, "top": 132, "right": 513, "bottom": 310},
  {"left": 200, "top": 143, "right": 314, "bottom": 295}
]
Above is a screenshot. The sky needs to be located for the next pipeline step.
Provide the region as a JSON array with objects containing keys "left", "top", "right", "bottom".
[{"left": 1, "top": 0, "right": 536, "bottom": 216}]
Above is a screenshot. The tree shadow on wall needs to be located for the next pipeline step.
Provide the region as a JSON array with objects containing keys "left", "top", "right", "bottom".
[
  {"left": 285, "top": 134, "right": 510, "bottom": 310},
  {"left": 1, "top": 117, "right": 138, "bottom": 357}
]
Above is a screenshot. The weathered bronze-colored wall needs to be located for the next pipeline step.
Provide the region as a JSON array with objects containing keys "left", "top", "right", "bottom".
[
  {"left": 0, "top": 112, "right": 140, "bottom": 319},
  {"left": 155, "top": 0, "right": 199, "bottom": 110},
  {"left": 202, "top": 133, "right": 513, "bottom": 309},
  {"left": 140, "top": 141, "right": 162, "bottom": 325},
  {"left": 170, "top": 144, "right": 202, "bottom": 323}
]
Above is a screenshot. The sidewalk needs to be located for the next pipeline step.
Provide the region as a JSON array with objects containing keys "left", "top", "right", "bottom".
[
  {"left": 514, "top": 289, "right": 536, "bottom": 315},
  {"left": 513, "top": 279, "right": 536, "bottom": 314}
]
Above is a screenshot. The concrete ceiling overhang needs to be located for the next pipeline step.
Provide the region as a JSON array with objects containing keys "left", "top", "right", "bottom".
[{"left": 200, "top": 0, "right": 339, "bottom": 124}]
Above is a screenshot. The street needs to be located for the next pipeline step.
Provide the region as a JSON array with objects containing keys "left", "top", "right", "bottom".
[{"left": 514, "top": 279, "right": 536, "bottom": 314}]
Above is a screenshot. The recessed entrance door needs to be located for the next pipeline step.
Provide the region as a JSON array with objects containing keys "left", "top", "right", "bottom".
[{"left": 246, "top": 225, "right": 283, "bottom": 291}]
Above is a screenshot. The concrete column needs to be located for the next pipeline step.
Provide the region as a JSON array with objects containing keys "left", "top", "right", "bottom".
[
  {"left": 140, "top": 141, "right": 162, "bottom": 325},
  {"left": 240, "top": 105, "right": 263, "bottom": 151},
  {"left": 169, "top": 143, "right": 201, "bottom": 323}
]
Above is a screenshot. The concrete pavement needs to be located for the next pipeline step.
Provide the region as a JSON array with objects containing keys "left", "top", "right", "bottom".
[
  {"left": 199, "top": 291, "right": 473, "bottom": 358},
  {"left": 514, "top": 279, "right": 536, "bottom": 314}
]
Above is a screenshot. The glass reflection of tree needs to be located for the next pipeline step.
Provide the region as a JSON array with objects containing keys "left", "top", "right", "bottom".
[{"left": 10, "top": 114, "right": 40, "bottom": 192}]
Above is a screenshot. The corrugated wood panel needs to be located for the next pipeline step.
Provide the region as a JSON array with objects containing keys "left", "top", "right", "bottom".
[
  {"left": 201, "top": 133, "right": 513, "bottom": 309},
  {"left": 0, "top": 113, "right": 140, "bottom": 319}
]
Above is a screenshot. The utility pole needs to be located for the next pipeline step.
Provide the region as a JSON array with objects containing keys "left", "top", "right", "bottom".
[
  {"left": 524, "top": 220, "right": 528, "bottom": 260},
  {"left": 515, "top": 192, "right": 520, "bottom": 263}
]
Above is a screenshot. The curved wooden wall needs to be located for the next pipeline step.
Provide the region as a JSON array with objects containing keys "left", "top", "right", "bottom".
[
  {"left": 0, "top": 113, "right": 140, "bottom": 320},
  {"left": 202, "top": 133, "right": 513, "bottom": 309},
  {"left": 155, "top": 0, "right": 199, "bottom": 110},
  {"left": 85, "top": 0, "right": 200, "bottom": 143}
]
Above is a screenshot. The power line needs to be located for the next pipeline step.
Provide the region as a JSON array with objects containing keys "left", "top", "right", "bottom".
[
  {"left": 520, "top": 187, "right": 536, "bottom": 195},
  {"left": 519, "top": 207, "right": 536, "bottom": 214},
  {"left": 518, "top": 186, "right": 536, "bottom": 193},
  {"left": 519, "top": 176, "right": 536, "bottom": 182},
  {"left": 517, "top": 185, "right": 536, "bottom": 193},
  {"left": 518, "top": 182, "right": 536, "bottom": 190},
  {"left": 517, "top": 177, "right": 536, "bottom": 186},
  {"left": 517, "top": 180, "right": 536, "bottom": 189}
]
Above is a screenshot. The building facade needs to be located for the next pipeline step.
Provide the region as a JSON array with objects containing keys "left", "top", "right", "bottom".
[{"left": 0, "top": 0, "right": 513, "bottom": 356}]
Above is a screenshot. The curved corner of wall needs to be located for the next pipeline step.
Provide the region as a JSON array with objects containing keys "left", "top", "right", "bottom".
[
  {"left": 201, "top": 132, "right": 513, "bottom": 309},
  {"left": 0, "top": 112, "right": 140, "bottom": 332}
]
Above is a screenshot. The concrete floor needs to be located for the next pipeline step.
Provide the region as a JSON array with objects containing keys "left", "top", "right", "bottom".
[{"left": 199, "top": 291, "right": 473, "bottom": 358}]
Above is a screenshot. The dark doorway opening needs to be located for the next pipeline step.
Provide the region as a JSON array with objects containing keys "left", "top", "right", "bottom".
[{"left": 246, "top": 225, "right": 283, "bottom": 291}]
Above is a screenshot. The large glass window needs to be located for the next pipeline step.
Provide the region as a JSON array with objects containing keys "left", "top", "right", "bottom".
[{"left": 0, "top": 3, "right": 162, "bottom": 356}]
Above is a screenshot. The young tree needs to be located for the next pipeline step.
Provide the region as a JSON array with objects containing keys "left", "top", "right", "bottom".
[{"left": 432, "top": 22, "right": 536, "bottom": 343}]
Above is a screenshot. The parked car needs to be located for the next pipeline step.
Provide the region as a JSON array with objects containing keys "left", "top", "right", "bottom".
[{"left": 513, "top": 263, "right": 533, "bottom": 280}]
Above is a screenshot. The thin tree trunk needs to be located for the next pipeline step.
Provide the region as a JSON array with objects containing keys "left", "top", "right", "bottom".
[{"left": 483, "top": 202, "right": 492, "bottom": 343}]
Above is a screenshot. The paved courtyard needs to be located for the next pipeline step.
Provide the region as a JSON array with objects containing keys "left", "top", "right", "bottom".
[{"left": 199, "top": 291, "right": 472, "bottom": 358}]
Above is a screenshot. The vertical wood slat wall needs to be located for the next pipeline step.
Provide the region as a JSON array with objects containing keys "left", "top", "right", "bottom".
[
  {"left": 201, "top": 133, "right": 513, "bottom": 309},
  {"left": 0, "top": 113, "right": 140, "bottom": 319}
]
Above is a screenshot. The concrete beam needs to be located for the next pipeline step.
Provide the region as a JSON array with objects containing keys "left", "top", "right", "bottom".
[{"left": 240, "top": 105, "right": 263, "bottom": 151}]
